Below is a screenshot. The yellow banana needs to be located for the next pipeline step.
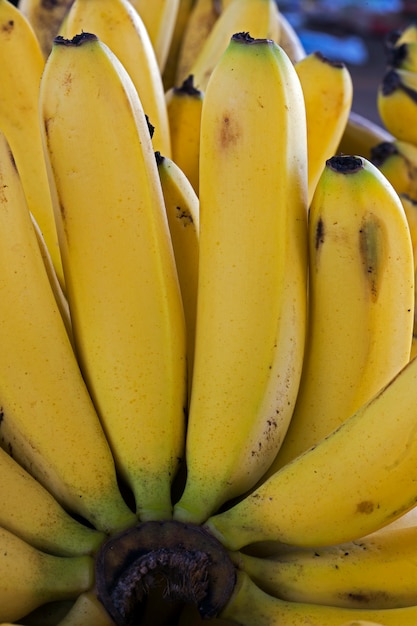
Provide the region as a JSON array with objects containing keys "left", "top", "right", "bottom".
[
  {"left": 128, "top": 0, "right": 180, "bottom": 73},
  {"left": 0, "top": 0, "right": 64, "bottom": 289},
  {"left": 57, "top": 591, "right": 116, "bottom": 626},
  {"left": 175, "top": 0, "right": 223, "bottom": 87},
  {"left": 0, "top": 446, "right": 104, "bottom": 557},
  {"left": 390, "top": 22, "right": 417, "bottom": 47},
  {"left": 0, "top": 127, "right": 135, "bottom": 534},
  {"left": 377, "top": 67, "right": 417, "bottom": 145},
  {"left": 40, "top": 33, "right": 187, "bottom": 522},
  {"left": 60, "top": 0, "right": 171, "bottom": 156},
  {"left": 156, "top": 151, "right": 200, "bottom": 392},
  {"left": 295, "top": 51, "right": 353, "bottom": 205},
  {"left": 161, "top": 0, "right": 197, "bottom": 91},
  {"left": 277, "top": 10, "right": 305, "bottom": 63},
  {"left": 399, "top": 194, "right": 417, "bottom": 269},
  {"left": 221, "top": 570, "right": 417, "bottom": 626},
  {"left": 188, "top": 0, "right": 280, "bottom": 92},
  {"left": 173, "top": 33, "right": 308, "bottom": 525},
  {"left": 370, "top": 139, "right": 417, "bottom": 200},
  {"left": 337, "top": 111, "right": 394, "bottom": 160},
  {"left": 206, "top": 344, "right": 417, "bottom": 550},
  {"left": 233, "top": 524, "right": 417, "bottom": 609},
  {"left": 17, "top": 0, "right": 73, "bottom": 58},
  {"left": 386, "top": 40, "right": 417, "bottom": 73},
  {"left": 165, "top": 74, "right": 203, "bottom": 195},
  {"left": 268, "top": 155, "right": 414, "bottom": 472},
  {"left": 0, "top": 527, "right": 93, "bottom": 624},
  {"left": 30, "top": 212, "right": 73, "bottom": 344}
]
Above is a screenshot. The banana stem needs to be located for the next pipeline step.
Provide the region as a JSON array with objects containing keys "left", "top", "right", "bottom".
[{"left": 95, "top": 520, "right": 236, "bottom": 625}]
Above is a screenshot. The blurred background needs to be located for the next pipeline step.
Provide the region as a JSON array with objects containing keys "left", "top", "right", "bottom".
[{"left": 280, "top": 0, "right": 417, "bottom": 123}]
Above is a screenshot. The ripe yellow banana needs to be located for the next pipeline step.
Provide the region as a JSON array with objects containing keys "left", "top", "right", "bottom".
[
  {"left": 0, "top": 128, "right": 135, "bottom": 533},
  {"left": 173, "top": 33, "right": 308, "bottom": 525},
  {"left": 129, "top": 0, "right": 180, "bottom": 73},
  {"left": 30, "top": 212, "right": 73, "bottom": 344},
  {"left": 188, "top": 0, "right": 280, "bottom": 92},
  {"left": 60, "top": 0, "right": 171, "bottom": 156},
  {"left": 268, "top": 155, "right": 414, "bottom": 472},
  {"left": 0, "top": 527, "right": 93, "bottom": 624},
  {"left": 0, "top": 446, "right": 104, "bottom": 557},
  {"left": 0, "top": 0, "right": 64, "bottom": 289},
  {"left": 337, "top": 111, "right": 394, "bottom": 160},
  {"left": 206, "top": 345, "right": 417, "bottom": 550},
  {"left": 156, "top": 151, "right": 200, "bottom": 391},
  {"left": 277, "top": 10, "right": 305, "bottom": 63},
  {"left": 391, "top": 22, "right": 417, "bottom": 47},
  {"left": 56, "top": 591, "right": 116, "bottom": 626},
  {"left": 387, "top": 41, "right": 417, "bottom": 73},
  {"left": 161, "top": 0, "right": 197, "bottom": 91},
  {"left": 399, "top": 194, "right": 417, "bottom": 269},
  {"left": 165, "top": 74, "right": 203, "bottom": 195},
  {"left": 233, "top": 524, "right": 417, "bottom": 609},
  {"left": 377, "top": 68, "right": 417, "bottom": 145},
  {"left": 221, "top": 570, "right": 417, "bottom": 626},
  {"left": 17, "top": 0, "right": 73, "bottom": 57},
  {"left": 295, "top": 51, "right": 353, "bottom": 205},
  {"left": 40, "top": 33, "right": 187, "bottom": 522},
  {"left": 370, "top": 139, "right": 417, "bottom": 200},
  {"left": 175, "top": 0, "right": 223, "bottom": 86}
]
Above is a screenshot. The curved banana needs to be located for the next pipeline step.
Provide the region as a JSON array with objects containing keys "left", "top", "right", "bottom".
[
  {"left": 390, "top": 22, "right": 417, "bottom": 47},
  {"left": 165, "top": 74, "right": 203, "bottom": 195},
  {"left": 175, "top": 0, "right": 223, "bottom": 87},
  {"left": 188, "top": 0, "right": 280, "bottom": 92},
  {"left": 221, "top": 570, "right": 417, "bottom": 626},
  {"left": 17, "top": 0, "right": 73, "bottom": 58},
  {"left": 233, "top": 524, "right": 417, "bottom": 609},
  {"left": 386, "top": 41, "right": 417, "bottom": 73},
  {"left": 206, "top": 342, "right": 417, "bottom": 550},
  {"left": 173, "top": 33, "right": 308, "bottom": 525},
  {"left": 295, "top": 51, "right": 353, "bottom": 204},
  {"left": 40, "top": 33, "right": 187, "bottom": 522},
  {"left": 129, "top": 0, "right": 180, "bottom": 73},
  {"left": 0, "top": 446, "right": 104, "bottom": 557},
  {"left": 30, "top": 212, "right": 73, "bottom": 344},
  {"left": 399, "top": 194, "right": 417, "bottom": 269},
  {"left": 277, "top": 10, "right": 305, "bottom": 63},
  {"left": 161, "top": 0, "right": 197, "bottom": 91},
  {"left": 337, "top": 111, "right": 394, "bottom": 160},
  {"left": 377, "top": 68, "right": 417, "bottom": 145},
  {"left": 267, "top": 154, "right": 414, "bottom": 472},
  {"left": 57, "top": 591, "right": 116, "bottom": 626},
  {"left": 370, "top": 139, "right": 417, "bottom": 200},
  {"left": 60, "top": 0, "right": 171, "bottom": 156},
  {"left": 0, "top": 128, "right": 135, "bottom": 533},
  {"left": 0, "top": 527, "right": 93, "bottom": 624},
  {"left": 0, "top": 0, "right": 64, "bottom": 288},
  {"left": 156, "top": 151, "right": 200, "bottom": 391}
]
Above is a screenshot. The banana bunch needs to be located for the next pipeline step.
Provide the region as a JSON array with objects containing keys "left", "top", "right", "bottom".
[{"left": 2, "top": 0, "right": 417, "bottom": 624}]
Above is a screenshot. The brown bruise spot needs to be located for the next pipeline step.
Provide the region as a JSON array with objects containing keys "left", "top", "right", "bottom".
[
  {"left": 315, "top": 217, "right": 325, "bottom": 250},
  {"left": 175, "top": 206, "right": 194, "bottom": 227},
  {"left": 219, "top": 114, "right": 240, "bottom": 150},
  {"left": 337, "top": 590, "right": 392, "bottom": 607},
  {"left": 61, "top": 71, "right": 73, "bottom": 96},
  {"left": 0, "top": 20, "right": 14, "bottom": 34},
  {"left": 358, "top": 216, "right": 383, "bottom": 302},
  {"left": 356, "top": 500, "right": 375, "bottom": 514}
]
